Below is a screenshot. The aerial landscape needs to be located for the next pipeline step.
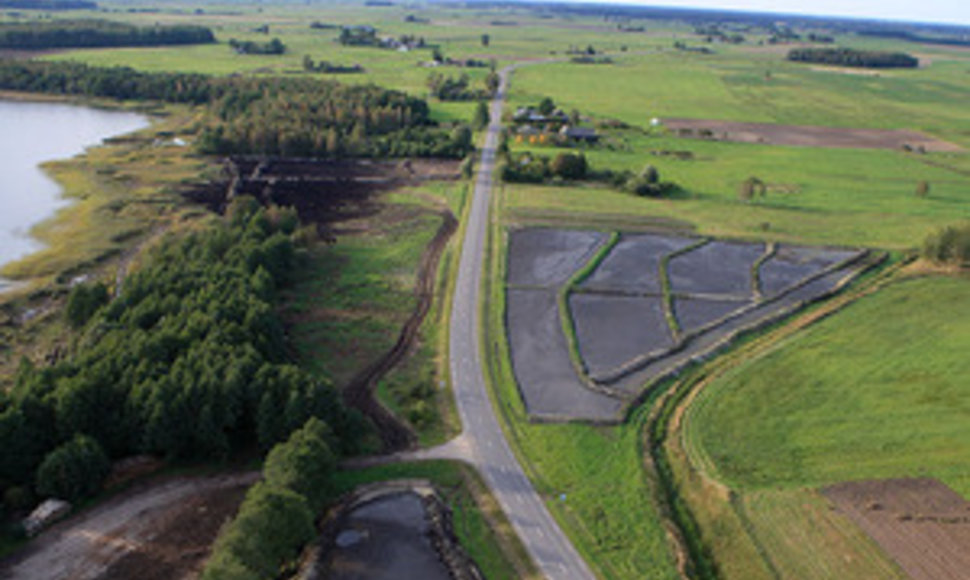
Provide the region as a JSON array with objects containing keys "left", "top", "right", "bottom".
[{"left": 0, "top": 0, "right": 967, "bottom": 578}]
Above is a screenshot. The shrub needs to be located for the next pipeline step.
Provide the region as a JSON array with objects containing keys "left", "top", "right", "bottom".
[
  {"left": 35, "top": 434, "right": 109, "bottom": 502},
  {"left": 923, "top": 223, "right": 970, "bottom": 267}
]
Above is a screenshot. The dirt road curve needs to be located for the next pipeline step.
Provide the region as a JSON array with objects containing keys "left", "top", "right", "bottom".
[
  {"left": 0, "top": 472, "right": 257, "bottom": 580},
  {"left": 445, "top": 65, "right": 596, "bottom": 580}
]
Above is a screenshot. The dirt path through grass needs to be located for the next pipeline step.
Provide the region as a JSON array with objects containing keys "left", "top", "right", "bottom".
[{"left": 343, "top": 207, "right": 458, "bottom": 452}]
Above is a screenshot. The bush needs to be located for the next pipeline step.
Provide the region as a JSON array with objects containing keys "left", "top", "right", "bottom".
[
  {"left": 923, "top": 223, "right": 970, "bottom": 267},
  {"left": 35, "top": 435, "right": 109, "bottom": 502}
]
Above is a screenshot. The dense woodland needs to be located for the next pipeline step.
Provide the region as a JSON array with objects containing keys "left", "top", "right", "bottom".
[
  {"left": 0, "top": 19, "right": 215, "bottom": 49},
  {"left": 787, "top": 47, "right": 919, "bottom": 68},
  {"left": 0, "top": 59, "right": 471, "bottom": 159},
  {"left": 0, "top": 200, "right": 367, "bottom": 512}
]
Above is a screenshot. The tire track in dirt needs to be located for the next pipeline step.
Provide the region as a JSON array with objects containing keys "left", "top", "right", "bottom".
[{"left": 342, "top": 207, "right": 458, "bottom": 452}]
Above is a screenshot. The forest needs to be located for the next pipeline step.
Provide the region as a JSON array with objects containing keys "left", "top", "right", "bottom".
[
  {"left": 0, "top": 200, "right": 367, "bottom": 511},
  {"left": 0, "top": 19, "right": 215, "bottom": 49},
  {"left": 786, "top": 47, "right": 919, "bottom": 68},
  {"left": 0, "top": 59, "right": 472, "bottom": 159}
]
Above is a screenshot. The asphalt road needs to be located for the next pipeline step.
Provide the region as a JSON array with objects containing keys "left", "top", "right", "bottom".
[{"left": 447, "top": 67, "right": 597, "bottom": 580}]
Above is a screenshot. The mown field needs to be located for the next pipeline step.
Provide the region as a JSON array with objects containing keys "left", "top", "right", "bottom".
[{"left": 686, "top": 275, "right": 970, "bottom": 497}]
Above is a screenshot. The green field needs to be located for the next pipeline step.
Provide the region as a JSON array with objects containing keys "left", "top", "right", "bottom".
[{"left": 684, "top": 275, "right": 970, "bottom": 497}]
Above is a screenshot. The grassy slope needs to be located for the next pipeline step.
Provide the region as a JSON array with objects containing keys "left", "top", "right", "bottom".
[{"left": 686, "top": 275, "right": 970, "bottom": 498}]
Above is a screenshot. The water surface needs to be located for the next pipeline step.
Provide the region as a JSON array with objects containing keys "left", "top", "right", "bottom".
[{"left": 0, "top": 100, "right": 147, "bottom": 282}]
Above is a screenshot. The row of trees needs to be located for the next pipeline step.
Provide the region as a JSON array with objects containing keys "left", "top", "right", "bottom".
[
  {"left": 499, "top": 144, "right": 677, "bottom": 197},
  {"left": 787, "top": 48, "right": 918, "bottom": 68},
  {"left": 0, "top": 199, "right": 366, "bottom": 513},
  {"left": 201, "top": 418, "right": 337, "bottom": 579},
  {"left": 426, "top": 72, "right": 498, "bottom": 101},
  {"left": 229, "top": 38, "right": 286, "bottom": 55},
  {"left": 0, "top": 60, "right": 470, "bottom": 159},
  {"left": 0, "top": 19, "right": 214, "bottom": 49}
]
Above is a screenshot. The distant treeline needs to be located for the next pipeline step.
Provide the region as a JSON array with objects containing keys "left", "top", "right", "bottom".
[
  {"left": 0, "top": 19, "right": 215, "bottom": 50},
  {"left": 0, "top": 200, "right": 366, "bottom": 509},
  {"left": 859, "top": 29, "right": 970, "bottom": 48},
  {"left": 0, "top": 0, "right": 95, "bottom": 9},
  {"left": 787, "top": 47, "right": 918, "bottom": 68},
  {"left": 0, "top": 59, "right": 472, "bottom": 159}
]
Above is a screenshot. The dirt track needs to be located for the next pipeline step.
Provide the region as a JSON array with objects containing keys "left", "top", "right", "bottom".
[
  {"left": 663, "top": 118, "right": 963, "bottom": 151},
  {"left": 824, "top": 478, "right": 970, "bottom": 580},
  {"left": 0, "top": 472, "right": 257, "bottom": 580},
  {"left": 343, "top": 206, "right": 458, "bottom": 452}
]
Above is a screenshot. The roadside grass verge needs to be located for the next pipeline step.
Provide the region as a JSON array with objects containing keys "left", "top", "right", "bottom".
[{"left": 333, "top": 460, "right": 537, "bottom": 580}]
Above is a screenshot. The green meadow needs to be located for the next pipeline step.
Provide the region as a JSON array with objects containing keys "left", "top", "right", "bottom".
[{"left": 684, "top": 275, "right": 970, "bottom": 498}]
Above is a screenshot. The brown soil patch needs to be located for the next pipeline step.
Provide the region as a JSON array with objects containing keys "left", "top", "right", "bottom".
[
  {"left": 0, "top": 472, "right": 257, "bottom": 580},
  {"left": 663, "top": 118, "right": 963, "bottom": 152},
  {"left": 823, "top": 478, "right": 970, "bottom": 580}
]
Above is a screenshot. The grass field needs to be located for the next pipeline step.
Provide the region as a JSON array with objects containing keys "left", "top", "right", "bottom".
[{"left": 684, "top": 275, "right": 970, "bottom": 497}]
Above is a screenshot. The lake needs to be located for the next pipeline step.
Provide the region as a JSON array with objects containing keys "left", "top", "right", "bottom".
[{"left": 0, "top": 100, "right": 147, "bottom": 287}]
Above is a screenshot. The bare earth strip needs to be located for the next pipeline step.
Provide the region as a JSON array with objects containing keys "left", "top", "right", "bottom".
[
  {"left": 0, "top": 472, "right": 257, "bottom": 580},
  {"left": 663, "top": 118, "right": 963, "bottom": 152},
  {"left": 823, "top": 478, "right": 970, "bottom": 580}
]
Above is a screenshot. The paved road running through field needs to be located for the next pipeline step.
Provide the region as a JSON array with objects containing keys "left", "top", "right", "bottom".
[{"left": 445, "top": 66, "right": 597, "bottom": 580}]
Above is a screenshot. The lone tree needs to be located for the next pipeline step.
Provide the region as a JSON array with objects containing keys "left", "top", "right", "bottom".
[
  {"left": 550, "top": 152, "right": 587, "bottom": 180},
  {"left": 481, "top": 33, "right": 490, "bottom": 47},
  {"left": 537, "top": 96, "right": 556, "bottom": 116},
  {"left": 472, "top": 101, "right": 490, "bottom": 130},
  {"left": 739, "top": 176, "right": 767, "bottom": 201},
  {"left": 916, "top": 180, "right": 930, "bottom": 198},
  {"left": 640, "top": 164, "right": 659, "bottom": 185}
]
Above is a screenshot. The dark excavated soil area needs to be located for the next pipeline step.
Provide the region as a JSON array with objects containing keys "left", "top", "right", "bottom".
[
  {"left": 570, "top": 294, "right": 673, "bottom": 377},
  {"left": 506, "top": 228, "right": 607, "bottom": 287},
  {"left": 824, "top": 478, "right": 970, "bottom": 580},
  {"left": 506, "top": 288, "right": 623, "bottom": 421},
  {"left": 673, "top": 298, "right": 747, "bottom": 335},
  {"left": 668, "top": 241, "right": 765, "bottom": 298},
  {"left": 579, "top": 233, "right": 695, "bottom": 294}
]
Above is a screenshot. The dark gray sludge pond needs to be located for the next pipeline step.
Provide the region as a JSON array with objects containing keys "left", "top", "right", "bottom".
[
  {"left": 323, "top": 492, "right": 450, "bottom": 580},
  {"left": 505, "top": 228, "right": 867, "bottom": 421}
]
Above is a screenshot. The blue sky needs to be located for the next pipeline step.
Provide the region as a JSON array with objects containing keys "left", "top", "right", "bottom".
[{"left": 570, "top": 0, "right": 970, "bottom": 26}]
